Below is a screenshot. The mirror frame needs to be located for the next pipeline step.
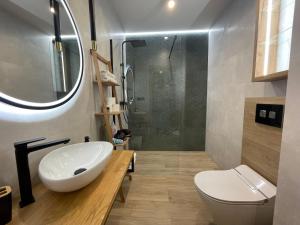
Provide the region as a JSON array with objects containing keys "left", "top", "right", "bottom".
[
  {"left": 252, "top": 0, "right": 292, "bottom": 82},
  {"left": 0, "top": 0, "right": 84, "bottom": 110}
]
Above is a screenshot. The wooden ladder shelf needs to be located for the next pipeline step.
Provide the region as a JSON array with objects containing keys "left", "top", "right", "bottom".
[{"left": 90, "top": 49, "right": 129, "bottom": 148}]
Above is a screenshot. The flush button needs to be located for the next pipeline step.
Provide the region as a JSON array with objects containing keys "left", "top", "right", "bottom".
[
  {"left": 259, "top": 110, "right": 267, "bottom": 118},
  {"left": 269, "top": 111, "right": 276, "bottom": 119}
]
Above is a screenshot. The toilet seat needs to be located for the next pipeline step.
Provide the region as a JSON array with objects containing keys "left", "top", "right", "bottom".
[{"left": 194, "top": 165, "right": 276, "bottom": 205}]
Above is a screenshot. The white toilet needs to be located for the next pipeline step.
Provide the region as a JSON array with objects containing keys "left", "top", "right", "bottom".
[{"left": 194, "top": 165, "right": 276, "bottom": 225}]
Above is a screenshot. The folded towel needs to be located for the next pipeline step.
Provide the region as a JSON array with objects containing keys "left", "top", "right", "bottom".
[
  {"left": 100, "top": 70, "right": 117, "bottom": 83},
  {"left": 112, "top": 138, "right": 124, "bottom": 145}
]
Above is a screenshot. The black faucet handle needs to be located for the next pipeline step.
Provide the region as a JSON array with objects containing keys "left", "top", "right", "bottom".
[{"left": 14, "top": 137, "right": 46, "bottom": 148}]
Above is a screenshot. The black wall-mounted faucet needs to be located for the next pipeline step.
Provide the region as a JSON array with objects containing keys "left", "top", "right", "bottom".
[{"left": 14, "top": 137, "right": 70, "bottom": 208}]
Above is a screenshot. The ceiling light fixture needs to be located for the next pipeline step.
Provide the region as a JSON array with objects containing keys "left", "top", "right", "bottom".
[
  {"left": 168, "top": 0, "right": 176, "bottom": 9},
  {"left": 164, "top": 36, "right": 169, "bottom": 40}
]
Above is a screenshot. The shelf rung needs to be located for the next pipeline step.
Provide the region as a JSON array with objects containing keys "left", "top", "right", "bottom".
[{"left": 93, "top": 80, "right": 120, "bottom": 86}]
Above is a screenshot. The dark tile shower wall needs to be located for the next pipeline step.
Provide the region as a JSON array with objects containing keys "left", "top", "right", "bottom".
[{"left": 126, "top": 34, "right": 208, "bottom": 150}]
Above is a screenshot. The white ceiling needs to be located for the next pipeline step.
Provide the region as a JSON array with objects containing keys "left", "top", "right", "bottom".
[{"left": 108, "top": 0, "right": 233, "bottom": 32}]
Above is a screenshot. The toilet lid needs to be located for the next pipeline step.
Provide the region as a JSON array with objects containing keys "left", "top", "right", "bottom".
[{"left": 194, "top": 168, "right": 269, "bottom": 204}]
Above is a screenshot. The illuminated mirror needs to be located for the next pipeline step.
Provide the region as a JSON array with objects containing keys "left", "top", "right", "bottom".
[
  {"left": 253, "top": 0, "right": 295, "bottom": 81},
  {"left": 0, "top": 0, "right": 83, "bottom": 109}
]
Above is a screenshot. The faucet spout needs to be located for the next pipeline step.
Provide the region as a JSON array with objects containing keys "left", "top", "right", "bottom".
[
  {"left": 14, "top": 137, "right": 70, "bottom": 208},
  {"left": 27, "top": 138, "right": 70, "bottom": 153}
]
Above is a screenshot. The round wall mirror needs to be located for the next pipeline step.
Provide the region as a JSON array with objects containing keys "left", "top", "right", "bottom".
[{"left": 0, "top": 0, "right": 83, "bottom": 109}]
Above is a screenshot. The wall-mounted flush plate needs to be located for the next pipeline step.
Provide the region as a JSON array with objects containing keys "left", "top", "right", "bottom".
[
  {"left": 255, "top": 104, "right": 284, "bottom": 128},
  {"left": 259, "top": 109, "right": 267, "bottom": 118}
]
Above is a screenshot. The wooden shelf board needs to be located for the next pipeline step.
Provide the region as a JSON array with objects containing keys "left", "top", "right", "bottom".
[
  {"left": 93, "top": 80, "right": 120, "bottom": 86},
  {"left": 11, "top": 151, "right": 134, "bottom": 225},
  {"left": 95, "top": 110, "right": 124, "bottom": 116},
  {"left": 253, "top": 70, "right": 288, "bottom": 82}
]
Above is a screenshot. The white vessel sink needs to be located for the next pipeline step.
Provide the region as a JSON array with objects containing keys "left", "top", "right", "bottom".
[{"left": 38, "top": 142, "right": 113, "bottom": 192}]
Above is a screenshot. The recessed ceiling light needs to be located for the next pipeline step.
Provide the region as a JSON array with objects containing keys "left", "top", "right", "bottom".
[
  {"left": 168, "top": 0, "right": 176, "bottom": 9},
  {"left": 164, "top": 36, "right": 169, "bottom": 40}
]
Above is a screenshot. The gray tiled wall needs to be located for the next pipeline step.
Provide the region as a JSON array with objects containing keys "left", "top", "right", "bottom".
[{"left": 126, "top": 34, "right": 208, "bottom": 150}]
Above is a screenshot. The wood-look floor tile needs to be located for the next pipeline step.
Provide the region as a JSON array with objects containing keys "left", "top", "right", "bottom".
[{"left": 106, "top": 151, "right": 218, "bottom": 225}]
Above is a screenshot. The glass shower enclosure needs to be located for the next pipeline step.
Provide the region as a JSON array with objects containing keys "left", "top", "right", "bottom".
[{"left": 124, "top": 34, "right": 208, "bottom": 151}]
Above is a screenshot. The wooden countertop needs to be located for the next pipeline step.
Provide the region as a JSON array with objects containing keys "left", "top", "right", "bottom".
[{"left": 10, "top": 150, "right": 134, "bottom": 225}]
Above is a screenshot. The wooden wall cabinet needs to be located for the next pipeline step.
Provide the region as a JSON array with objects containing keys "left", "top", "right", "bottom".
[{"left": 253, "top": 0, "right": 295, "bottom": 82}]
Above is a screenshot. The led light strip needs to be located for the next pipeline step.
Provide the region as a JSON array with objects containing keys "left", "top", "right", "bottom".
[{"left": 121, "top": 29, "right": 210, "bottom": 37}]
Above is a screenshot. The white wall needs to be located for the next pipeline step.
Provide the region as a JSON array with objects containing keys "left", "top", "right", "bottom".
[
  {"left": 273, "top": 0, "right": 300, "bottom": 224},
  {"left": 206, "top": 0, "right": 287, "bottom": 169},
  {"left": 0, "top": 0, "right": 124, "bottom": 194}
]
